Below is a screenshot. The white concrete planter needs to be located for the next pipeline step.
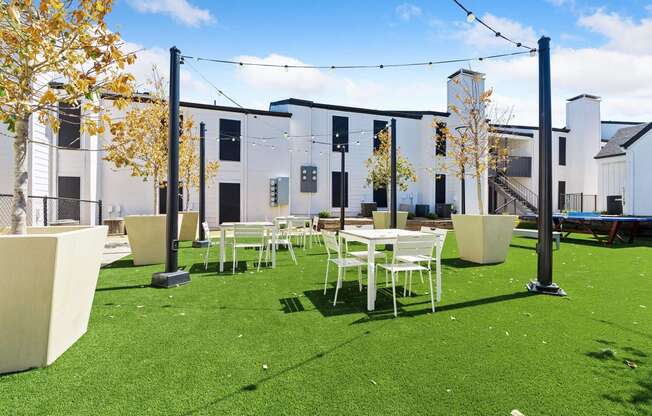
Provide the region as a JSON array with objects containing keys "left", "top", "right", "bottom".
[
  {"left": 124, "top": 214, "right": 184, "bottom": 265},
  {"left": 452, "top": 214, "right": 517, "bottom": 264},
  {"left": 0, "top": 226, "right": 107, "bottom": 374},
  {"left": 179, "top": 211, "right": 199, "bottom": 241}
]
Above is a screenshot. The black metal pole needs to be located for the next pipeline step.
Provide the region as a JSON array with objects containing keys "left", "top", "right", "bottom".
[
  {"left": 528, "top": 36, "right": 565, "bottom": 296},
  {"left": 461, "top": 174, "right": 466, "bottom": 214},
  {"left": 152, "top": 46, "right": 190, "bottom": 288},
  {"left": 339, "top": 146, "right": 345, "bottom": 230},
  {"left": 390, "top": 118, "right": 397, "bottom": 229},
  {"left": 192, "top": 121, "right": 209, "bottom": 247}
]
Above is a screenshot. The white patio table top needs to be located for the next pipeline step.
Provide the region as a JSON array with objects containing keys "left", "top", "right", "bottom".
[
  {"left": 338, "top": 228, "right": 429, "bottom": 311},
  {"left": 218, "top": 222, "right": 276, "bottom": 273}
]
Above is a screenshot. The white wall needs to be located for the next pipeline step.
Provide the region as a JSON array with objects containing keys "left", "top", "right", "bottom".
[
  {"left": 597, "top": 156, "right": 626, "bottom": 213},
  {"left": 626, "top": 131, "right": 652, "bottom": 215},
  {"left": 565, "top": 96, "right": 601, "bottom": 195}
]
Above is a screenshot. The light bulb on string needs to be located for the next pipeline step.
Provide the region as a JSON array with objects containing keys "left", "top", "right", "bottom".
[
  {"left": 529, "top": 49, "right": 537, "bottom": 57},
  {"left": 283, "top": 132, "right": 289, "bottom": 139},
  {"left": 466, "top": 11, "right": 475, "bottom": 23}
]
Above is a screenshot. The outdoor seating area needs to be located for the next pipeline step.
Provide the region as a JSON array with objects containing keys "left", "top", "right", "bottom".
[{"left": 2, "top": 231, "right": 651, "bottom": 415}]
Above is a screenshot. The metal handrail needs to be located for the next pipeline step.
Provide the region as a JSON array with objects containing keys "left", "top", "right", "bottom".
[{"left": 492, "top": 172, "right": 538, "bottom": 210}]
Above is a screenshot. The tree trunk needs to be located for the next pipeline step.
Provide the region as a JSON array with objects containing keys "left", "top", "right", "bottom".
[
  {"left": 153, "top": 177, "right": 159, "bottom": 215},
  {"left": 184, "top": 185, "right": 190, "bottom": 212},
  {"left": 11, "top": 117, "right": 29, "bottom": 234},
  {"left": 476, "top": 174, "right": 484, "bottom": 216}
]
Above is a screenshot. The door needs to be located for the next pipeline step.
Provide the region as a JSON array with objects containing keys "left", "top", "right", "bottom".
[
  {"left": 57, "top": 176, "right": 80, "bottom": 221},
  {"left": 332, "top": 172, "right": 348, "bottom": 208},
  {"left": 436, "top": 174, "right": 446, "bottom": 204},
  {"left": 219, "top": 182, "right": 240, "bottom": 224},
  {"left": 558, "top": 181, "right": 566, "bottom": 211}
]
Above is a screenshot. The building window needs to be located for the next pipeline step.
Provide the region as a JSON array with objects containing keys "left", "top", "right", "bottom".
[
  {"left": 332, "top": 116, "right": 349, "bottom": 152},
  {"left": 436, "top": 174, "right": 446, "bottom": 204},
  {"left": 373, "top": 120, "right": 387, "bottom": 150},
  {"left": 435, "top": 122, "right": 447, "bottom": 156},
  {"left": 558, "top": 136, "right": 566, "bottom": 166},
  {"left": 58, "top": 102, "right": 81, "bottom": 148},
  {"left": 558, "top": 181, "right": 566, "bottom": 210},
  {"left": 219, "top": 119, "right": 241, "bottom": 162},
  {"left": 332, "top": 171, "right": 348, "bottom": 208}
]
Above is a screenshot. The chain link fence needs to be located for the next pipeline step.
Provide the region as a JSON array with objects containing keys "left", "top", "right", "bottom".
[{"left": 0, "top": 194, "right": 102, "bottom": 228}]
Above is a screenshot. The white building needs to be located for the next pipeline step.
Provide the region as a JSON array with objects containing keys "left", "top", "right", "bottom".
[{"left": 1, "top": 69, "right": 651, "bottom": 227}]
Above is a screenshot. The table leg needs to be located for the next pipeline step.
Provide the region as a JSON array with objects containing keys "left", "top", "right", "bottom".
[
  {"left": 367, "top": 242, "right": 376, "bottom": 311},
  {"left": 219, "top": 228, "right": 226, "bottom": 272},
  {"left": 628, "top": 221, "right": 640, "bottom": 244},
  {"left": 607, "top": 221, "right": 621, "bottom": 245},
  {"left": 272, "top": 227, "right": 277, "bottom": 268}
]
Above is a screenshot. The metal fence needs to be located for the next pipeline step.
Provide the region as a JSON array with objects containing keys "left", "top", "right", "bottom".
[
  {"left": 559, "top": 193, "right": 598, "bottom": 212},
  {"left": 0, "top": 194, "right": 102, "bottom": 228}
]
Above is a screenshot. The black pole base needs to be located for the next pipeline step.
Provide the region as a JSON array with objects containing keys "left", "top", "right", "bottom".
[
  {"left": 151, "top": 270, "right": 191, "bottom": 288},
  {"left": 526, "top": 281, "right": 567, "bottom": 296},
  {"left": 192, "top": 240, "right": 210, "bottom": 248}
]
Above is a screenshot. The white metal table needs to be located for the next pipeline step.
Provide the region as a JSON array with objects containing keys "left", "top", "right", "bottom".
[
  {"left": 338, "top": 228, "right": 429, "bottom": 311},
  {"left": 219, "top": 222, "right": 276, "bottom": 272}
]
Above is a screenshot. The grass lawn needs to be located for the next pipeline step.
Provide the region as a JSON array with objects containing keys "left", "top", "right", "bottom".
[{"left": 1, "top": 233, "right": 651, "bottom": 415}]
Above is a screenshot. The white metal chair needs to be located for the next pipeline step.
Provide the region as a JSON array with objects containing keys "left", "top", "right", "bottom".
[
  {"left": 304, "top": 216, "right": 323, "bottom": 247},
  {"left": 266, "top": 219, "right": 298, "bottom": 265},
  {"left": 199, "top": 222, "right": 214, "bottom": 271},
  {"left": 232, "top": 224, "right": 267, "bottom": 273},
  {"left": 379, "top": 234, "right": 438, "bottom": 316},
  {"left": 322, "top": 230, "right": 365, "bottom": 306},
  {"left": 413, "top": 227, "right": 448, "bottom": 302}
]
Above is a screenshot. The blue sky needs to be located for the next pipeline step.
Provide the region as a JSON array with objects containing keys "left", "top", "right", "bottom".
[{"left": 108, "top": 0, "right": 652, "bottom": 125}]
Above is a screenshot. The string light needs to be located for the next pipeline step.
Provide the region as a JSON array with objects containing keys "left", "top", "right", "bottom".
[
  {"left": 452, "top": 0, "right": 535, "bottom": 53},
  {"left": 182, "top": 50, "right": 533, "bottom": 71}
]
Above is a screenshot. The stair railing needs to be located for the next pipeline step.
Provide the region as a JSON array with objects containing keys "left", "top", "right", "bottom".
[{"left": 491, "top": 172, "right": 538, "bottom": 212}]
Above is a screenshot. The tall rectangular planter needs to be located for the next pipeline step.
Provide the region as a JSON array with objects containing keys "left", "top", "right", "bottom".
[
  {"left": 179, "top": 211, "right": 199, "bottom": 241},
  {"left": 452, "top": 214, "right": 517, "bottom": 264},
  {"left": 124, "top": 214, "right": 183, "bottom": 265},
  {"left": 0, "top": 226, "right": 108, "bottom": 374}
]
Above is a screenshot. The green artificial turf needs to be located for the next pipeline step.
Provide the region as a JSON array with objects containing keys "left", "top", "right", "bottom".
[{"left": 1, "top": 233, "right": 652, "bottom": 415}]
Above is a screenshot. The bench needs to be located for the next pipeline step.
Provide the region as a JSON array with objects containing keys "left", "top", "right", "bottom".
[{"left": 513, "top": 228, "right": 561, "bottom": 250}]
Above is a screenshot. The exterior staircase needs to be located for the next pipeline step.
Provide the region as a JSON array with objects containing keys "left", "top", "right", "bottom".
[{"left": 489, "top": 172, "right": 538, "bottom": 215}]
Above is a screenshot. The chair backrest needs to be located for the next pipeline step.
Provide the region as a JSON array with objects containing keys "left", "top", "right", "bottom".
[
  {"left": 393, "top": 234, "right": 437, "bottom": 262},
  {"left": 420, "top": 226, "right": 447, "bottom": 257},
  {"left": 322, "top": 230, "right": 341, "bottom": 258},
  {"left": 234, "top": 224, "right": 266, "bottom": 242},
  {"left": 312, "top": 216, "right": 320, "bottom": 230},
  {"left": 202, "top": 222, "right": 211, "bottom": 242}
]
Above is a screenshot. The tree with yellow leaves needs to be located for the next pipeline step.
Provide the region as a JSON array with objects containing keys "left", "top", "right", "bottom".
[
  {"left": 104, "top": 66, "right": 219, "bottom": 213},
  {"left": 364, "top": 128, "right": 417, "bottom": 206},
  {"left": 433, "top": 73, "right": 510, "bottom": 215},
  {"left": 0, "top": 0, "right": 136, "bottom": 234},
  {"left": 179, "top": 116, "right": 219, "bottom": 211}
]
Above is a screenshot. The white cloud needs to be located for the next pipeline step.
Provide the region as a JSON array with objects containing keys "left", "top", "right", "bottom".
[
  {"left": 121, "top": 41, "right": 211, "bottom": 102},
  {"left": 396, "top": 3, "right": 422, "bottom": 21},
  {"left": 126, "top": 0, "right": 214, "bottom": 27},
  {"left": 578, "top": 9, "right": 652, "bottom": 53},
  {"left": 451, "top": 9, "right": 652, "bottom": 124},
  {"left": 458, "top": 13, "right": 538, "bottom": 50}
]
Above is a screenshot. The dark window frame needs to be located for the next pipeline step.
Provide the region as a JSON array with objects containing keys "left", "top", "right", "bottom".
[
  {"left": 435, "top": 122, "right": 447, "bottom": 156},
  {"left": 332, "top": 171, "right": 349, "bottom": 208},
  {"left": 373, "top": 120, "right": 387, "bottom": 151},
  {"left": 558, "top": 136, "right": 566, "bottom": 166},
  {"left": 219, "top": 118, "right": 241, "bottom": 162},
  {"left": 57, "top": 102, "right": 81, "bottom": 149},
  {"left": 558, "top": 180, "right": 566, "bottom": 210},
  {"left": 332, "top": 116, "right": 349, "bottom": 152}
]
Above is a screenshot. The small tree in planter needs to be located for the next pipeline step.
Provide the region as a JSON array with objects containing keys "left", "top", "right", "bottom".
[
  {"left": 179, "top": 115, "right": 219, "bottom": 211},
  {"left": 0, "top": 0, "right": 136, "bottom": 374},
  {"left": 364, "top": 129, "right": 417, "bottom": 209},
  {"left": 434, "top": 73, "right": 515, "bottom": 264},
  {"left": 0, "top": 0, "right": 136, "bottom": 234}
]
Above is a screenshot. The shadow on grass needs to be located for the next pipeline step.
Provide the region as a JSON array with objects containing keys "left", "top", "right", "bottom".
[
  {"left": 177, "top": 326, "right": 381, "bottom": 416},
  {"left": 585, "top": 339, "right": 652, "bottom": 414},
  {"left": 101, "top": 259, "right": 137, "bottom": 269},
  {"left": 96, "top": 284, "right": 150, "bottom": 292},
  {"left": 441, "top": 258, "right": 504, "bottom": 269}
]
